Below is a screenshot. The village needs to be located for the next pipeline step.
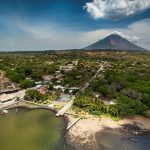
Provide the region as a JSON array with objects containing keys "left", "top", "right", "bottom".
[
  {"left": 0, "top": 59, "right": 112, "bottom": 130},
  {"left": 1, "top": 51, "right": 150, "bottom": 129},
  {"left": 0, "top": 61, "right": 78, "bottom": 106}
]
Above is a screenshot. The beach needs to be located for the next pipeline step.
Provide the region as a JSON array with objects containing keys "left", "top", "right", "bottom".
[{"left": 66, "top": 111, "right": 150, "bottom": 150}]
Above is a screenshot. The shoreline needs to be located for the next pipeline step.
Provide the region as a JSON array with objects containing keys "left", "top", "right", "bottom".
[
  {"left": 1, "top": 101, "right": 150, "bottom": 150},
  {"left": 0, "top": 100, "right": 69, "bottom": 128},
  {"left": 66, "top": 111, "right": 150, "bottom": 150},
  {"left": 0, "top": 100, "right": 60, "bottom": 114},
  {"left": 1, "top": 101, "right": 71, "bottom": 149},
  {"left": 1, "top": 99, "right": 69, "bottom": 122}
]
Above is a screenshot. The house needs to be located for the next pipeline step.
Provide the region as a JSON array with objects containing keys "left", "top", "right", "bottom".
[
  {"left": 71, "top": 60, "right": 78, "bottom": 66},
  {"left": 37, "top": 86, "right": 50, "bottom": 95},
  {"left": 26, "top": 77, "right": 32, "bottom": 80},
  {"left": 3, "top": 82, "right": 13, "bottom": 89},
  {"left": 0, "top": 82, "right": 20, "bottom": 94},
  {"left": 59, "top": 64, "right": 75, "bottom": 72},
  {"left": 43, "top": 75, "right": 54, "bottom": 81},
  {"left": 55, "top": 74, "right": 62, "bottom": 79},
  {"left": 56, "top": 80, "right": 62, "bottom": 84},
  {"left": 0, "top": 94, "right": 16, "bottom": 103},
  {"left": 145, "top": 111, "right": 150, "bottom": 117},
  {"left": 95, "top": 94, "right": 100, "bottom": 98},
  {"left": 55, "top": 71, "right": 61, "bottom": 74},
  {"left": 53, "top": 85, "right": 65, "bottom": 92},
  {"left": 69, "top": 87, "right": 80, "bottom": 94},
  {"left": 109, "top": 101, "right": 116, "bottom": 105},
  {"left": 35, "top": 85, "right": 42, "bottom": 90},
  {"left": 70, "top": 87, "right": 80, "bottom": 90},
  {"left": 55, "top": 71, "right": 62, "bottom": 79},
  {"left": 35, "top": 81, "right": 43, "bottom": 85}
]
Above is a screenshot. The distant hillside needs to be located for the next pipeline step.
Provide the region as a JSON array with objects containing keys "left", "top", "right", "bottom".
[{"left": 83, "top": 34, "right": 146, "bottom": 51}]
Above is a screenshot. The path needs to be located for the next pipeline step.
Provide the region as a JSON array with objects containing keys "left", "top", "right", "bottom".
[{"left": 81, "top": 63, "right": 104, "bottom": 92}]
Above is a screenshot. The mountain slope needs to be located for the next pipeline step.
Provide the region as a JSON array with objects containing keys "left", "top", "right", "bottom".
[{"left": 83, "top": 34, "right": 146, "bottom": 51}]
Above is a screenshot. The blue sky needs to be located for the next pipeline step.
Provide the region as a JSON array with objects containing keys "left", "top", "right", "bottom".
[{"left": 0, "top": 0, "right": 150, "bottom": 51}]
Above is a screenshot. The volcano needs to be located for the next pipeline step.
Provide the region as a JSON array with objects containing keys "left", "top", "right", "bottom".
[{"left": 83, "top": 34, "right": 146, "bottom": 51}]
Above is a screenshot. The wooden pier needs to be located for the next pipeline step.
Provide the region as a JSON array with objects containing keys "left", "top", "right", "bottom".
[
  {"left": 66, "top": 117, "right": 81, "bottom": 130},
  {"left": 56, "top": 96, "right": 75, "bottom": 117},
  {"left": 56, "top": 100, "right": 73, "bottom": 116}
]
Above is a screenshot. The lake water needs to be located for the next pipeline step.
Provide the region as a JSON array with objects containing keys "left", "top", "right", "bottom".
[
  {"left": 96, "top": 130, "right": 150, "bottom": 150},
  {"left": 0, "top": 107, "right": 149, "bottom": 150},
  {"left": 0, "top": 107, "right": 67, "bottom": 150}
]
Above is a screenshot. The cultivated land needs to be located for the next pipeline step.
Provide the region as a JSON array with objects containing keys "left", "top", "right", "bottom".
[{"left": 0, "top": 50, "right": 150, "bottom": 149}]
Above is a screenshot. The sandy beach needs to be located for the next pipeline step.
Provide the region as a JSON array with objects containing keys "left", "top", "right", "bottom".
[{"left": 66, "top": 111, "right": 150, "bottom": 150}]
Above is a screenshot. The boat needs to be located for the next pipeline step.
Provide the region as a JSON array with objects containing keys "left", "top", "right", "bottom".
[
  {"left": 131, "top": 138, "right": 138, "bottom": 142},
  {"left": 1, "top": 109, "right": 8, "bottom": 115}
]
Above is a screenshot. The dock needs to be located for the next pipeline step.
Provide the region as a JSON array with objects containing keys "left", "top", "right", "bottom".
[
  {"left": 56, "top": 99, "right": 74, "bottom": 116},
  {"left": 67, "top": 117, "right": 81, "bottom": 130}
]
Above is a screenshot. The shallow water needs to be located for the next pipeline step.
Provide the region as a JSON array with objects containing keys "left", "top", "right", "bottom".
[
  {"left": 0, "top": 107, "right": 67, "bottom": 150},
  {"left": 96, "top": 130, "right": 150, "bottom": 150},
  {"left": 1, "top": 108, "right": 149, "bottom": 150}
]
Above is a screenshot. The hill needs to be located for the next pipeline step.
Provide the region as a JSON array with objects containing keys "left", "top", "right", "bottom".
[{"left": 83, "top": 34, "right": 146, "bottom": 51}]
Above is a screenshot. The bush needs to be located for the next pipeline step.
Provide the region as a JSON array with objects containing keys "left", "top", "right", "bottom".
[
  {"left": 116, "top": 96, "right": 148, "bottom": 117},
  {"left": 74, "top": 92, "right": 107, "bottom": 115},
  {"left": 25, "top": 89, "right": 46, "bottom": 102},
  {"left": 97, "top": 85, "right": 111, "bottom": 97},
  {"left": 7, "top": 71, "right": 25, "bottom": 83},
  {"left": 20, "top": 79, "right": 35, "bottom": 89},
  {"left": 48, "top": 84, "right": 53, "bottom": 90}
]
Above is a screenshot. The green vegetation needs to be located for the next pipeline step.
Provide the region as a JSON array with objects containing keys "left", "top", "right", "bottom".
[
  {"left": 74, "top": 91, "right": 148, "bottom": 118},
  {"left": 24, "top": 89, "right": 59, "bottom": 104},
  {"left": 24, "top": 90, "right": 47, "bottom": 102},
  {"left": 0, "top": 50, "right": 150, "bottom": 118},
  {"left": 74, "top": 91, "right": 107, "bottom": 115},
  {"left": 47, "top": 91, "right": 59, "bottom": 102},
  {"left": 20, "top": 79, "right": 35, "bottom": 89}
]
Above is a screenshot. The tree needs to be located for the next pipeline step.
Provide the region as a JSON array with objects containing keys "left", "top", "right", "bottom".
[
  {"left": 20, "top": 79, "right": 35, "bottom": 89},
  {"left": 7, "top": 71, "right": 25, "bottom": 83},
  {"left": 64, "top": 88, "right": 69, "bottom": 94},
  {"left": 97, "top": 85, "right": 111, "bottom": 97},
  {"left": 24, "top": 89, "right": 46, "bottom": 102},
  {"left": 48, "top": 84, "right": 53, "bottom": 90},
  {"left": 115, "top": 96, "right": 148, "bottom": 117},
  {"left": 31, "top": 71, "right": 42, "bottom": 81},
  {"left": 74, "top": 91, "right": 107, "bottom": 115}
]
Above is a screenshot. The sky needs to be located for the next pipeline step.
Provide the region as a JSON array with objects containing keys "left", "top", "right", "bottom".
[{"left": 0, "top": 0, "right": 150, "bottom": 51}]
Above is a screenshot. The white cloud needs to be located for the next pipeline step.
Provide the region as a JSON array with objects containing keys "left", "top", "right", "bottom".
[
  {"left": 107, "top": 31, "right": 140, "bottom": 42},
  {"left": 84, "top": 0, "right": 150, "bottom": 19}
]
